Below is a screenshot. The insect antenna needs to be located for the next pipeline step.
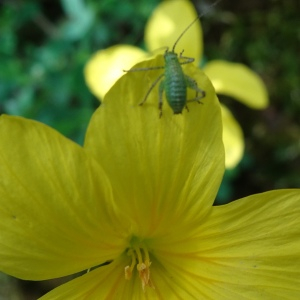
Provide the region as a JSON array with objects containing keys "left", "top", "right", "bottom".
[{"left": 172, "top": 0, "right": 222, "bottom": 53}]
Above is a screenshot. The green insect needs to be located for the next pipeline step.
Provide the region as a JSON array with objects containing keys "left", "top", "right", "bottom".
[{"left": 124, "top": 8, "right": 212, "bottom": 117}]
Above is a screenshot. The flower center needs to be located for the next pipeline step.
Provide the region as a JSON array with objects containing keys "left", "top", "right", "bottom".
[{"left": 125, "top": 245, "right": 154, "bottom": 290}]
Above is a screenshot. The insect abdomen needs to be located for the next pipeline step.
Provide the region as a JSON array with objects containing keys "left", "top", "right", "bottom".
[{"left": 164, "top": 53, "right": 187, "bottom": 114}]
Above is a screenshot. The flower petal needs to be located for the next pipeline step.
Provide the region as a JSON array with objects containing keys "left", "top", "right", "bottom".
[
  {"left": 221, "top": 104, "right": 244, "bottom": 169},
  {"left": 145, "top": 0, "right": 202, "bottom": 65},
  {"left": 84, "top": 56, "right": 224, "bottom": 237},
  {"left": 39, "top": 255, "right": 158, "bottom": 300},
  {"left": 204, "top": 60, "right": 269, "bottom": 108},
  {"left": 84, "top": 45, "right": 148, "bottom": 99},
  {"left": 0, "top": 116, "right": 127, "bottom": 280},
  {"left": 155, "top": 190, "right": 300, "bottom": 298}
]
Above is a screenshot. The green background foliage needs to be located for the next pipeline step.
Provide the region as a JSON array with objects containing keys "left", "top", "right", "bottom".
[{"left": 0, "top": 0, "right": 299, "bottom": 298}]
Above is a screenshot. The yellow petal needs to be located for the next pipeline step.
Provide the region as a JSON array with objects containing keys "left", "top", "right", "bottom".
[
  {"left": 84, "top": 45, "right": 148, "bottom": 99},
  {"left": 145, "top": 0, "right": 202, "bottom": 65},
  {"left": 0, "top": 116, "right": 127, "bottom": 280},
  {"left": 155, "top": 190, "right": 300, "bottom": 298},
  {"left": 39, "top": 255, "right": 158, "bottom": 299},
  {"left": 84, "top": 56, "right": 224, "bottom": 238},
  {"left": 221, "top": 104, "right": 244, "bottom": 169},
  {"left": 204, "top": 60, "right": 269, "bottom": 108}
]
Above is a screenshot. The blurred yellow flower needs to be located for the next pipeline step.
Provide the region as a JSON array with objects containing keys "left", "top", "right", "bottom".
[
  {"left": 0, "top": 59, "right": 299, "bottom": 299},
  {"left": 85, "top": 0, "right": 269, "bottom": 169}
]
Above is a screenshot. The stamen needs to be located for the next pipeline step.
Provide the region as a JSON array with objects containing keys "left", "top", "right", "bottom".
[
  {"left": 125, "top": 249, "right": 136, "bottom": 280},
  {"left": 124, "top": 246, "right": 154, "bottom": 290}
]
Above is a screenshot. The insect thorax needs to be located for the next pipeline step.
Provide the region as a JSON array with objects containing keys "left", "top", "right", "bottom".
[{"left": 164, "top": 51, "right": 178, "bottom": 63}]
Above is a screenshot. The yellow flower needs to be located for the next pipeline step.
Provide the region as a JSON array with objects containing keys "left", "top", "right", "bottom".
[
  {"left": 85, "top": 0, "right": 269, "bottom": 169},
  {"left": 0, "top": 58, "right": 299, "bottom": 299}
]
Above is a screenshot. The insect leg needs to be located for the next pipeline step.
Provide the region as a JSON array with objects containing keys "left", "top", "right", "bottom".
[
  {"left": 184, "top": 75, "right": 206, "bottom": 103},
  {"left": 139, "top": 74, "right": 164, "bottom": 106},
  {"left": 158, "top": 79, "right": 165, "bottom": 118},
  {"left": 179, "top": 53, "right": 195, "bottom": 65},
  {"left": 123, "top": 66, "right": 165, "bottom": 72}
]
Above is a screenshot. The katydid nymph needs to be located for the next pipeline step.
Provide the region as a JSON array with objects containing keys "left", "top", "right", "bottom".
[{"left": 124, "top": 2, "right": 219, "bottom": 117}]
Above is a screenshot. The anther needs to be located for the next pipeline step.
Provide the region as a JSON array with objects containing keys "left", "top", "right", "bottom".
[{"left": 124, "top": 246, "right": 154, "bottom": 290}]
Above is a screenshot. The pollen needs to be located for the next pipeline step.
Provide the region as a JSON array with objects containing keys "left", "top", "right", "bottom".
[{"left": 125, "top": 246, "right": 154, "bottom": 290}]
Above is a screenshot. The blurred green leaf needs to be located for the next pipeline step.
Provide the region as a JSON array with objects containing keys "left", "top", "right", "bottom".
[{"left": 60, "top": 0, "right": 95, "bottom": 41}]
